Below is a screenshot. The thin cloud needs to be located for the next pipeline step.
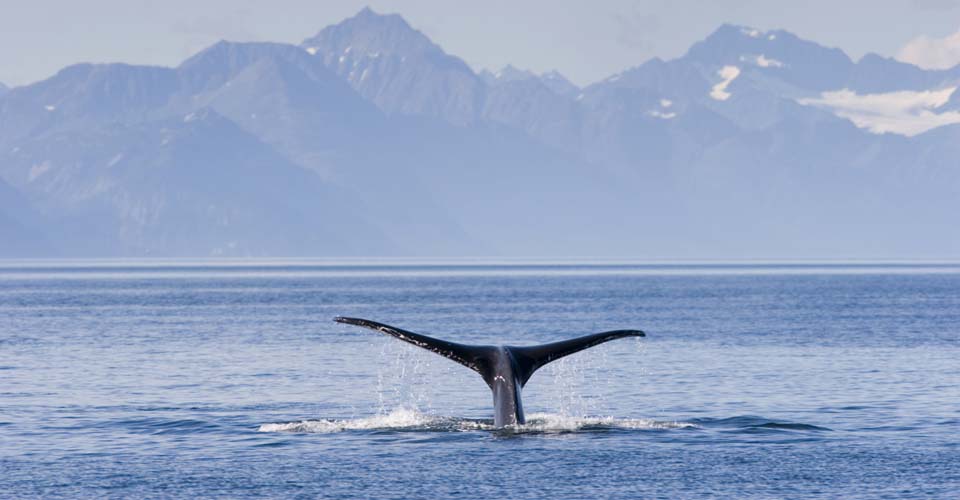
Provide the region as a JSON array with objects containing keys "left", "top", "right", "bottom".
[
  {"left": 896, "top": 28, "right": 960, "bottom": 69},
  {"left": 798, "top": 87, "right": 960, "bottom": 136}
]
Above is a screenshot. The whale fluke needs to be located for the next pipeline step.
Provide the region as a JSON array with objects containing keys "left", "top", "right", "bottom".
[
  {"left": 509, "top": 329, "right": 645, "bottom": 386},
  {"left": 333, "top": 316, "right": 497, "bottom": 379},
  {"left": 334, "top": 316, "right": 645, "bottom": 427}
]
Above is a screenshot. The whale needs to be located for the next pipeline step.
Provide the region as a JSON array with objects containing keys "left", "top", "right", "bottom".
[{"left": 334, "top": 317, "right": 645, "bottom": 427}]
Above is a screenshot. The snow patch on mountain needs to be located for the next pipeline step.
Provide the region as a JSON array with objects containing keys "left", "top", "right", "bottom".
[
  {"left": 649, "top": 110, "right": 676, "bottom": 119},
  {"left": 798, "top": 86, "right": 960, "bottom": 136},
  {"left": 710, "top": 66, "right": 741, "bottom": 100},
  {"left": 648, "top": 96, "right": 677, "bottom": 118},
  {"left": 740, "top": 54, "right": 784, "bottom": 68}
]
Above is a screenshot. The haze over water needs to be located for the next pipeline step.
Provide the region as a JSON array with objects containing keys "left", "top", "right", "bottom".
[{"left": 1, "top": 261, "right": 958, "bottom": 498}]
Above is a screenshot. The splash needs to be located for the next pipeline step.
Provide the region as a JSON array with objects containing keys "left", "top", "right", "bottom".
[
  {"left": 257, "top": 408, "right": 470, "bottom": 433},
  {"left": 258, "top": 408, "right": 695, "bottom": 434},
  {"left": 535, "top": 334, "right": 648, "bottom": 419},
  {"left": 518, "top": 412, "right": 697, "bottom": 432},
  {"left": 375, "top": 337, "right": 440, "bottom": 415}
]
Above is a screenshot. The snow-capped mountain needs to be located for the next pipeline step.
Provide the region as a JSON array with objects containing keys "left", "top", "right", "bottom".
[
  {"left": 1, "top": 8, "right": 958, "bottom": 258},
  {"left": 300, "top": 7, "right": 485, "bottom": 127}
]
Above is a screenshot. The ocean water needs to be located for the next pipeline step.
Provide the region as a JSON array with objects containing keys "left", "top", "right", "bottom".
[{"left": 1, "top": 261, "right": 958, "bottom": 499}]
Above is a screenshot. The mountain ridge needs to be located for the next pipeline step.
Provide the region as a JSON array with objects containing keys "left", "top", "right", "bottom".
[{"left": 0, "top": 8, "right": 958, "bottom": 258}]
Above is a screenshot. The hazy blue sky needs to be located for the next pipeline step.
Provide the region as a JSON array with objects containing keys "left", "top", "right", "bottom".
[{"left": 2, "top": 0, "right": 960, "bottom": 87}]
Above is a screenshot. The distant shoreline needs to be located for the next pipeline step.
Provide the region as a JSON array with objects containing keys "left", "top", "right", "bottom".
[{"left": 3, "top": 258, "right": 960, "bottom": 280}]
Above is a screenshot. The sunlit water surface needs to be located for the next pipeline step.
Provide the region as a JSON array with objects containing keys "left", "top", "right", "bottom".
[{"left": 1, "top": 261, "right": 958, "bottom": 498}]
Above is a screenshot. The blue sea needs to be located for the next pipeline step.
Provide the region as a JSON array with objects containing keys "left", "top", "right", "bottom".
[{"left": 1, "top": 261, "right": 958, "bottom": 499}]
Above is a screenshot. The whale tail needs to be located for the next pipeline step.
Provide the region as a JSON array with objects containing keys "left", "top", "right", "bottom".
[{"left": 333, "top": 317, "right": 644, "bottom": 387}]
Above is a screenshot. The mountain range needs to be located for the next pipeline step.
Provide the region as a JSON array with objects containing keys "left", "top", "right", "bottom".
[{"left": 1, "top": 7, "right": 958, "bottom": 258}]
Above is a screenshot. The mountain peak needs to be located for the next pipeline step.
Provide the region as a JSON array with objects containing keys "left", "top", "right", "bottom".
[
  {"left": 177, "top": 40, "right": 332, "bottom": 95},
  {"left": 350, "top": 6, "right": 415, "bottom": 32},
  {"left": 691, "top": 23, "right": 791, "bottom": 58},
  {"left": 298, "top": 6, "right": 482, "bottom": 126},
  {"left": 540, "top": 70, "right": 579, "bottom": 95},
  {"left": 354, "top": 6, "right": 399, "bottom": 22},
  {"left": 683, "top": 23, "right": 853, "bottom": 90},
  {"left": 180, "top": 40, "right": 302, "bottom": 67},
  {"left": 715, "top": 23, "right": 775, "bottom": 40},
  {"left": 689, "top": 23, "right": 849, "bottom": 64},
  {"left": 493, "top": 64, "right": 537, "bottom": 82},
  {"left": 479, "top": 65, "right": 579, "bottom": 95},
  {"left": 302, "top": 7, "right": 440, "bottom": 58}
]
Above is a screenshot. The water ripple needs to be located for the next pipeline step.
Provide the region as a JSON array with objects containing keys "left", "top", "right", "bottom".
[{"left": 691, "top": 415, "right": 832, "bottom": 432}]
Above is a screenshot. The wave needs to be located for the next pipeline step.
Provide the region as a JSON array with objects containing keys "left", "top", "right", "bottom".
[
  {"left": 257, "top": 408, "right": 697, "bottom": 434},
  {"left": 691, "top": 415, "right": 832, "bottom": 432},
  {"left": 92, "top": 416, "right": 225, "bottom": 435}
]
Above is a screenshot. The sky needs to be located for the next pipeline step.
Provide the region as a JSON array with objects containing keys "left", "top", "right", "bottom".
[{"left": 2, "top": 0, "right": 960, "bottom": 87}]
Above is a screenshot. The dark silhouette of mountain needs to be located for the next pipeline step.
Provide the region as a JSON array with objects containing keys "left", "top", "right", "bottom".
[
  {"left": 1, "top": 8, "right": 958, "bottom": 258},
  {"left": 0, "top": 109, "right": 391, "bottom": 256}
]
